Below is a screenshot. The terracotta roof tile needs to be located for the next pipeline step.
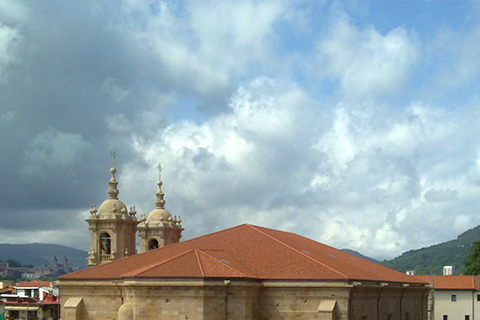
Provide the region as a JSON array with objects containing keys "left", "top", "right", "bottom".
[
  {"left": 60, "top": 224, "right": 426, "bottom": 284},
  {"left": 415, "top": 275, "right": 478, "bottom": 290},
  {"left": 15, "top": 280, "right": 51, "bottom": 288}
]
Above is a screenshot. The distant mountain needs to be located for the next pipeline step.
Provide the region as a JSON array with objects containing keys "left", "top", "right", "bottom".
[
  {"left": 341, "top": 249, "right": 380, "bottom": 263},
  {"left": 380, "top": 225, "right": 480, "bottom": 275},
  {"left": 0, "top": 243, "right": 87, "bottom": 270}
]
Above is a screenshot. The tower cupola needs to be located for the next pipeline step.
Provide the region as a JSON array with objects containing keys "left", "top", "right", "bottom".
[
  {"left": 138, "top": 162, "right": 183, "bottom": 253},
  {"left": 86, "top": 150, "right": 138, "bottom": 267}
]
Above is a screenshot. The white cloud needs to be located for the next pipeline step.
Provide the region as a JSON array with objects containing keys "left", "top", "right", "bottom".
[
  {"left": 116, "top": 83, "right": 480, "bottom": 259},
  {"left": 117, "top": 0, "right": 289, "bottom": 96},
  {"left": 319, "top": 17, "right": 419, "bottom": 99},
  {"left": 0, "top": 24, "right": 21, "bottom": 80},
  {"left": 0, "top": 0, "right": 29, "bottom": 23},
  {"left": 0, "top": 0, "right": 27, "bottom": 81}
]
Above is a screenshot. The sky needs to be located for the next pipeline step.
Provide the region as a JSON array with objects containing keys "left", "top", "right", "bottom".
[{"left": 2, "top": 0, "right": 480, "bottom": 261}]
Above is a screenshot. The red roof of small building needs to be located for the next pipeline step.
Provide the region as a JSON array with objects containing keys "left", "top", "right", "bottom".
[
  {"left": 0, "top": 285, "right": 14, "bottom": 294},
  {"left": 15, "top": 280, "right": 51, "bottom": 288},
  {"left": 60, "top": 224, "right": 427, "bottom": 284},
  {"left": 415, "top": 275, "right": 480, "bottom": 290}
]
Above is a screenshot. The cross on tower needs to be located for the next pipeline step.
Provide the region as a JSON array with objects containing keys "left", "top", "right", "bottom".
[
  {"left": 110, "top": 148, "right": 116, "bottom": 167},
  {"left": 157, "top": 162, "right": 162, "bottom": 180}
]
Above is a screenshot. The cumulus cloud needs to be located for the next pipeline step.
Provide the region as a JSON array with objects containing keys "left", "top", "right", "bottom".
[
  {"left": 319, "top": 16, "right": 419, "bottom": 99},
  {"left": 110, "top": 76, "right": 480, "bottom": 259},
  {"left": 114, "top": 78, "right": 480, "bottom": 259},
  {"left": 118, "top": 0, "right": 289, "bottom": 99}
]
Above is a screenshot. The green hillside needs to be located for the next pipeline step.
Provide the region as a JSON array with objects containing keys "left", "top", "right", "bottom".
[{"left": 381, "top": 225, "right": 480, "bottom": 275}]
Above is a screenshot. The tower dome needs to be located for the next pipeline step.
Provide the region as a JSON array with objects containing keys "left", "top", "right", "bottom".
[
  {"left": 97, "top": 167, "right": 128, "bottom": 218},
  {"left": 146, "top": 179, "right": 172, "bottom": 224},
  {"left": 138, "top": 163, "right": 183, "bottom": 253}
]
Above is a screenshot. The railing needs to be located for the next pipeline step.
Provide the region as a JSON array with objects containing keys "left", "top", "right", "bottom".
[{"left": 100, "top": 254, "right": 111, "bottom": 262}]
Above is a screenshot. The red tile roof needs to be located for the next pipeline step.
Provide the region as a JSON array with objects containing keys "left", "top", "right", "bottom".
[
  {"left": 60, "top": 224, "right": 426, "bottom": 284},
  {"left": 415, "top": 275, "right": 480, "bottom": 290},
  {"left": 15, "top": 280, "right": 51, "bottom": 288},
  {"left": 0, "top": 286, "right": 14, "bottom": 294}
]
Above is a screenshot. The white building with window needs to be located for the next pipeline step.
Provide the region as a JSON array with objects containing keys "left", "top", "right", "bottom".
[{"left": 416, "top": 275, "right": 480, "bottom": 320}]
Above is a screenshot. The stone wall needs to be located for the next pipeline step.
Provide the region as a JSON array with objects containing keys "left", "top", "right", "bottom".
[
  {"left": 350, "top": 285, "right": 428, "bottom": 320},
  {"left": 57, "top": 279, "right": 428, "bottom": 320}
]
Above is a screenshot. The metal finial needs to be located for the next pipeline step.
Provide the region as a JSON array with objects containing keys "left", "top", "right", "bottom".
[
  {"left": 110, "top": 148, "right": 116, "bottom": 167},
  {"left": 157, "top": 162, "right": 163, "bottom": 180}
]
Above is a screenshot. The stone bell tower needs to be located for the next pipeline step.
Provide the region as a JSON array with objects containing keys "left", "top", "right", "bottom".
[
  {"left": 86, "top": 151, "right": 138, "bottom": 267},
  {"left": 138, "top": 163, "right": 183, "bottom": 253}
]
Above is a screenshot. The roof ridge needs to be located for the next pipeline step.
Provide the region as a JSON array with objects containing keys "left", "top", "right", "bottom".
[
  {"left": 245, "top": 224, "right": 349, "bottom": 279},
  {"left": 176, "top": 224, "right": 250, "bottom": 245},
  {"left": 122, "top": 249, "right": 198, "bottom": 278},
  {"left": 196, "top": 249, "right": 255, "bottom": 278},
  {"left": 199, "top": 248, "right": 260, "bottom": 277},
  {"left": 194, "top": 250, "right": 206, "bottom": 277}
]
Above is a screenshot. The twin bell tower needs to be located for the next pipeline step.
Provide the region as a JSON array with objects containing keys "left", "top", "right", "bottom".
[{"left": 86, "top": 152, "right": 183, "bottom": 267}]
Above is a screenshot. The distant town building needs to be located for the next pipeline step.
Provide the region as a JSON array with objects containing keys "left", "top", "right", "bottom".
[
  {"left": 443, "top": 266, "right": 454, "bottom": 276},
  {"left": 0, "top": 280, "right": 59, "bottom": 320},
  {"left": 1, "top": 256, "right": 73, "bottom": 280},
  {"left": 415, "top": 275, "right": 480, "bottom": 320}
]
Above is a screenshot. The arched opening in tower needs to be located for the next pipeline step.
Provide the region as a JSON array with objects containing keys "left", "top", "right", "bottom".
[
  {"left": 100, "top": 233, "right": 111, "bottom": 254},
  {"left": 148, "top": 239, "right": 159, "bottom": 250}
]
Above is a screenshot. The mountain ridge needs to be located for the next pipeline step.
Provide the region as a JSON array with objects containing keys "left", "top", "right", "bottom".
[
  {"left": 0, "top": 243, "right": 87, "bottom": 270},
  {"left": 379, "top": 225, "right": 480, "bottom": 275}
]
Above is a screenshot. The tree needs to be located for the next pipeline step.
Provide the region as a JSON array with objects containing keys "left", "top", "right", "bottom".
[
  {"left": 465, "top": 240, "right": 480, "bottom": 275},
  {"left": 6, "top": 259, "right": 21, "bottom": 267}
]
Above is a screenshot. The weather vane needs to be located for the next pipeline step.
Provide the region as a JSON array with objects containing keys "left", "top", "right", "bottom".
[
  {"left": 157, "top": 162, "right": 162, "bottom": 180},
  {"left": 111, "top": 148, "right": 116, "bottom": 167}
]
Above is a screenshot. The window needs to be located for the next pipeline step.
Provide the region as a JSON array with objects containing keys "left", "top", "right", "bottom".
[
  {"left": 477, "top": 294, "right": 480, "bottom": 302},
  {"left": 451, "top": 295, "right": 457, "bottom": 302},
  {"left": 444, "top": 316, "right": 448, "bottom": 320},
  {"left": 465, "top": 316, "right": 470, "bottom": 320}
]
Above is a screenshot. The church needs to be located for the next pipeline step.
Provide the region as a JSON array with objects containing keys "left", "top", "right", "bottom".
[{"left": 56, "top": 162, "right": 430, "bottom": 320}]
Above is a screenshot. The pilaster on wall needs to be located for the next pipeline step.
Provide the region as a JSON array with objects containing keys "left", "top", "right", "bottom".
[{"left": 63, "top": 297, "right": 83, "bottom": 320}]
